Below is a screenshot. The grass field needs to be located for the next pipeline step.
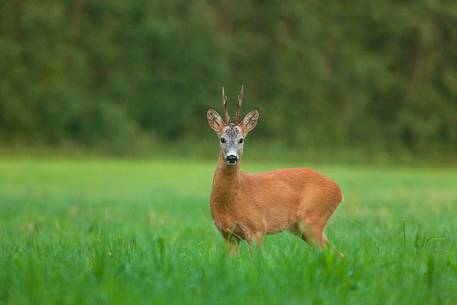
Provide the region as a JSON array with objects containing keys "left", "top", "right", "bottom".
[{"left": 0, "top": 159, "right": 456, "bottom": 305}]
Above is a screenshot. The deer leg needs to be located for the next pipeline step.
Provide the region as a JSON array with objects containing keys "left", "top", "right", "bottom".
[
  {"left": 300, "top": 223, "right": 327, "bottom": 249},
  {"left": 224, "top": 237, "right": 240, "bottom": 255},
  {"left": 297, "top": 192, "right": 340, "bottom": 251},
  {"left": 296, "top": 216, "right": 330, "bottom": 249},
  {"left": 323, "top": 233, "right": 345, "bottom": 258},
  {"left": 247, "top": 232, "right": 264, "bottom": 253},
  {"left": 300, "top": 225, "right": 344, "bottom": 257},
  {"left": 222, "top": 224, "right": 244, "bottom": 255}
]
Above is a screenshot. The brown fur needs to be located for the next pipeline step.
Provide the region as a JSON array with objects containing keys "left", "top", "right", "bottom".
[{"left": 210, "top": 153, "right": 343, "bottom": 253}]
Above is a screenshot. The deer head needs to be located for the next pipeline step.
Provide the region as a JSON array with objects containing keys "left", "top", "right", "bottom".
[{"left": 207, "top": 85, "right": 260, "bottom": 166}]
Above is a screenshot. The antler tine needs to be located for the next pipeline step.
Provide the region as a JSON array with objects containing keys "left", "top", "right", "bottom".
[
  {"left": 221, "top": 86, "right": 230, "bottom": 124},
  {"left": 235, "top": 84, "right": 244, "bottom": 124}
]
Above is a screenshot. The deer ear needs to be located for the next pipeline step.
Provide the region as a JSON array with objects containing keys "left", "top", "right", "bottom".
[
  {"left": 240, "top": 108, "right": 259, "bottom": 135},
  {"left": 207, "top": 108, "right": 224, "bottom": 134}
]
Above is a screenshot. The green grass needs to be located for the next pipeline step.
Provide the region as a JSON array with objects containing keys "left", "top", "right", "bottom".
[{"left": 0, "top": 159, "right": 456, "bottom": 305}]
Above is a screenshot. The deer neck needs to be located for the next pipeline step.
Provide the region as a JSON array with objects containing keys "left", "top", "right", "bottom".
[{"left": 212, "top": 153, "right": 241, "bottom": 206}]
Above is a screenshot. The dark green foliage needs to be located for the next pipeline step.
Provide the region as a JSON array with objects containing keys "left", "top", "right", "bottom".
[{"left": 0, "top": 1, "right": 456, "bottom": 155}]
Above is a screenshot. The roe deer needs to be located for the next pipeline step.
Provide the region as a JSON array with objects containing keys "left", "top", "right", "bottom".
[{"left": 207, "top": 85, "right": 343, "bottom": 254}]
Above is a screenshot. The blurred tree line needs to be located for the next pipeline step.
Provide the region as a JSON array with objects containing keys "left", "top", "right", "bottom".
[{"left": 0, "top": 0, "right": 456, "bottom": 156}]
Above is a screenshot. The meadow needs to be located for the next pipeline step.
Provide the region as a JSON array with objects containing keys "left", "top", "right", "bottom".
[{"left": 0, "top": 158, "right": 456, "bottom": 305}]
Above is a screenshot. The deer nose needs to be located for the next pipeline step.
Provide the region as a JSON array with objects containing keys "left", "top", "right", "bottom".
[{"left": 225, "top": 155, "right": 238, "bottom": 164}]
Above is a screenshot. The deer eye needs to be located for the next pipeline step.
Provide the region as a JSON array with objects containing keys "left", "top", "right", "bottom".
[
  {"left": 239, "top": 138, "right": 244, "bottom": 144},
  {"left": 220, "top": 138, "right": 226, "bottom": 144}
]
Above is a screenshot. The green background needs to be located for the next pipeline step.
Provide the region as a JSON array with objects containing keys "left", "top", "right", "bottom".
[{"left": 1, "top": 1, "right": 456, "bottom": 161}]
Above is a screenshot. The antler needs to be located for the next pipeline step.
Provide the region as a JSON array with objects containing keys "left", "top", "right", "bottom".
[
  {"left": 221, "top": 86, "right": 230, "bottom": 124},
  {"left": 235, "top": 84, "right": 244, "bottom": 124}
]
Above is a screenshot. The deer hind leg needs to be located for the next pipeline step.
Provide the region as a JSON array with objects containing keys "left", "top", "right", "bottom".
[
  {"left": 319, "top": 232, "right": 344, "bottom": 257},
  {"left": 298, "top": 220, "right": 328, "bottom": 249},
  {"left": 298, "top": 218, "right": 344, "bottom": 257},
  {"left": 297, "top": 192, "right": 341, "bottom": 253}
]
